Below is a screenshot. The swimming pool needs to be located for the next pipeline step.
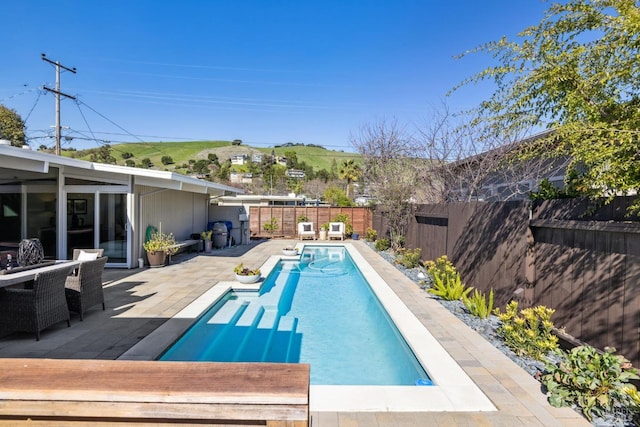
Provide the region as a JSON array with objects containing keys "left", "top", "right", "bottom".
[
  {"left": 159, "top": 246, "right": 430, "bottom": 386},
  {"left": 122, "top": 243, "right": 495, "bottom": 412}
]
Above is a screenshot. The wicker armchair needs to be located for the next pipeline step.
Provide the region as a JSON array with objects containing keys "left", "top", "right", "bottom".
[
  {"left": 0, "top": 265, "right": 73, "bottom": 341},
  {"left": 65, "top": 256, "right": 107, "bottom": 320}
]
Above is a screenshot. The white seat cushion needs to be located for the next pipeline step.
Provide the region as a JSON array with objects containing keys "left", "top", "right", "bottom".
[{"left": 77, "top": 250, "right": 99, "bottom": 261}]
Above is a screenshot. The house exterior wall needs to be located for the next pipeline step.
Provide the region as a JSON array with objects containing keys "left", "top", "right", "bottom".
[{"left": 137, "top": 185, "right": 209, "bottom": 261}]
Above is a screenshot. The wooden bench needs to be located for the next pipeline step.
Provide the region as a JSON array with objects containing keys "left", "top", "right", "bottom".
[
  {"left": 167, "top": 239, "right": 201, "bottom": 263},
  {"left": 0, "top": 358, "right": 310, "bottom": 426}
]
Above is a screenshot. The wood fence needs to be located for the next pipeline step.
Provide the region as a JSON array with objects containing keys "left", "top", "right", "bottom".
[
  {"left": 249, "top": 206, "right": 373, "bottom": 238},
  {"left": 373, "top": 197, "right": 640, "bottom": 367}
]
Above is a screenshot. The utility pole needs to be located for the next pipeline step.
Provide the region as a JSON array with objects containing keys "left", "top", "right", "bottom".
[{"left": 41, "top": 53, "right": 76, "bottom": 156}]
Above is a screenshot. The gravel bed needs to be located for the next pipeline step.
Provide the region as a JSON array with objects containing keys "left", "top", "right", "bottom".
[{"left": 366, "top": 242, "right": 633, "bottom": 427}]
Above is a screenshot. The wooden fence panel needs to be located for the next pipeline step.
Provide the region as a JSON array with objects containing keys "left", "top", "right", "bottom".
[
  {"left": 370, "top": 199, "right": 640, "bottom": 366},
  {"left": 249, "top": 207, "right": 372, "bottom": 238}
]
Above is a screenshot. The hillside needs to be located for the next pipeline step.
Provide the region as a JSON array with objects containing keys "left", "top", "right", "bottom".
[{"left": 62, "top": 140, "right": 361, "bottom": 173}]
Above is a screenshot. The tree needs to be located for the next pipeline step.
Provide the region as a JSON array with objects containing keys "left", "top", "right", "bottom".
[
  {"left": 338, "top": 159, "right": 362, "bottom": 198},
  {"left": 454, "top": 0, "right": 640, "bottom": 208},
  {"left": 208, "top": 153, "right": 219, "bottom": 165},
  {"left": 0, "top": 105, "right": 26, "bottom": 147},
  {"left": 351, "top": 118, "right": 417, "bottom": 248},
  {"left": 90, "top": 145, "right": 116, "bottom": 164},
  {"left": 323, "top": 185, "right": 352, "bottom": 207},
  {"left": 161, "top": 155, "right": 174, "bottom": 165},
  {"left": 284, "top": 150, "right": 298, "bottom": 169},
  {"left": 413, "top": 105, "right": 561, "bottom": 202}
]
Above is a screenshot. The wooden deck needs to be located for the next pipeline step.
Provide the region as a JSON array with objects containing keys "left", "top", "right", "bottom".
[{"left": 0, "top": 358, "right": 310, "bottom": 426}]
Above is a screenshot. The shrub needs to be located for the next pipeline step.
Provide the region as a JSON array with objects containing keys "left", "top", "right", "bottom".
[
  {"left": 463, "top": 288, "right": 494, "bottom": 319},
  {"left": 297, "top": 215, "right": 309, "bottom": 223},
  {"left": 161, "top": 155, "right": 174, "bottom": 165},
  {"left": 374, "top": 238, "right": 390, "bottom": 251},
  {"left": 263, "top": 217, "right": 278, "bottom": 235},
  {"left": 494, "top": 301, "right": 558, "bottom": 360},
  {"left": 364, "top": 227, "right": 378, "bottom": 241},
  {"left": 424, "top": 255, "right": 457, "bottom": 284},
  {"left": 542, "top": 346, "right": 639, "bottom": 421},
  {"left": 427, "top": 269, "right": 472, "bottom": 301},
  {"left": 394, "top": 247, "right": 422, "bottom": 269}
]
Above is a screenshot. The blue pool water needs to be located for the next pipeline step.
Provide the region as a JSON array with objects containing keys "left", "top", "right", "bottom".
[{"left": 160, "top": 245, "right": 430, "bottom": 386}]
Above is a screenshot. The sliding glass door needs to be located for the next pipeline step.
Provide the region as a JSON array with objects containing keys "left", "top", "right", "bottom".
[
  {"left": 99, "top": 193, "right": 127, "bottom": 263},
  {"left": 65, "top": 189, "right": 129, "bottom": 266}
]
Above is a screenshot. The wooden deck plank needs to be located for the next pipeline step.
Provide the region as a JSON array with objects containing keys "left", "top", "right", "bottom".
[{"left": 0, "top": 358, "right": 309, "bottom": 426}]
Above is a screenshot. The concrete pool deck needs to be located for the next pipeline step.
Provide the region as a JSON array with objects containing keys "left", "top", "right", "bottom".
[{"left": 0, "top": 239, "right": 589, "bottom": 426}]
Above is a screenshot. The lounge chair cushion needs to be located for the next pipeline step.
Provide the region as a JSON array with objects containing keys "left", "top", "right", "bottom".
[
  {"left": 77, "top": 250, "right": 99, "bottom": 261},
  {"left": 303, "top": 224, "right": 312, "bottom": 232},
  {"left": 331, "top": 224, "right": 340, "bottom": 232}
]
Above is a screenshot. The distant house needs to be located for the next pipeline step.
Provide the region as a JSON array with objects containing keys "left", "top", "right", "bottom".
[
  {"left": 231, "top": 154, "right": 249, "bottom": 165},
  {"left": 286, "top": 169, "right": 305, "bottom": 179},
  {"left": 445, "top": 130, "right": 570, "bottom": 202},
  {"left": 252, "top": 153, "right": 263, "bottom": 163},
  {"left": 229, "top": 171, "right": 254, "bottom": 184},
  {"left": 0, "top": 145, "right": 242, "bottom": 268},
  {"left": 276, "top": 157, "right": 288, "bottom": 167}
]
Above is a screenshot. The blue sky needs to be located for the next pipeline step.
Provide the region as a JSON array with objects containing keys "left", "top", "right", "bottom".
[{"left": 1, "top": 1, "right": 549, "bottom": 152}]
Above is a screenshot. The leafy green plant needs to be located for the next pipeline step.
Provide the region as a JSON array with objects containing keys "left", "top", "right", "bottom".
[
  {"left": 234, "top": 263, "right": 261, "bottom": 276},
  {"left": 424, "top": 255, "right": 457, "bottom": 283},
  {"left": 374, "top": 238, "right": 390, "bottom": 251},
  {"left": 394, "top": 247, "right": 422, "bottom": 269},
  {"left": 263, "top": 217, "right": 278, "bottom": 235},
  {"left": 463, "top": 288, "right": 494, "bottom": 319},
  {"left": 200, "top": 230, "right": 212, "bottom": 241},
  {"left": 494, "top": 301, "right": 558, "bottom": 360},
  {"left": 542, "top": 346, "right": 639, "bottom": 421},
  {"left": 296, "top": 215, "right": 309, "bottom": 223},
  {"left": 427, "top": 269, "right": 472, "bottom": 301},
  {"left": 364, "top": 227, "right": 378, "bottom": 241}
]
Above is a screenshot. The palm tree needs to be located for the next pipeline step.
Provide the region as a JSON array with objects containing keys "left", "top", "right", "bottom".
[{"left": 338, "top": 159, "right": 362, "bottom": 199}]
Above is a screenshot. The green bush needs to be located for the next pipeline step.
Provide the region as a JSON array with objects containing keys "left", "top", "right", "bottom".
[
  {"left": 494, "top": 301, "right": 558, "bottom": 361},
  {"left": 463, "top": 288, "right": 494, "bottom": 319},
  {"left": 374, "top": 238, "right": 390, "bottom": 251},
  {"left": 424, "top": 255, "right": 456, "bottom": 282},
  {"left": 364, "top": 227, "right": 378, "bottom": 241},
  {"left": 263, "top": 217, "right": 278, "bottom": 235},
  {"left": 394, "top": 247, "right": 422, "bottom": 269},
  {"left": 542, "top": 346, "right": 639, "bottom": 421},
  {"left": 427, "top": 269, "right": 472, "bottom": 301}
]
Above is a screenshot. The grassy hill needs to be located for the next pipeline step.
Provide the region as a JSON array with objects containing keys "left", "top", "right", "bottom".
[{"left": 63, "top": 140, "right": 361, "bottom": 173}]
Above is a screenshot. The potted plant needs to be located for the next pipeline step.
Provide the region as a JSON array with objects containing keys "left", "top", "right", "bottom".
[
  {"left": 319, "top": 223, "right": 328, "bottom": 240},
  {"left": 282, "top": 246, "right": 299, "bottom": 256},
  {"left": 234, "top": 263, "right": 261, "bottom": 284},
  {"left": 201, "top": 230, "right": 213, "bottom": 253},
  {"left": 143, "top": 230, "right": 177, "bottom": 267}
]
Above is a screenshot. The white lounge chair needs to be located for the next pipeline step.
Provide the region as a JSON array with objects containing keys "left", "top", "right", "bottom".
[
  {"left": 327, "top": 222, "right": 344, "bottom": 240},
  {"left": 298, "top": 222, "right": 316, "bottom": 240}
]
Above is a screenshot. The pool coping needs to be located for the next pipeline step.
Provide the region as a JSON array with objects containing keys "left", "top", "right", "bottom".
[{"left": 120, "top": 243, "right": 496, "bottom": 413}]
